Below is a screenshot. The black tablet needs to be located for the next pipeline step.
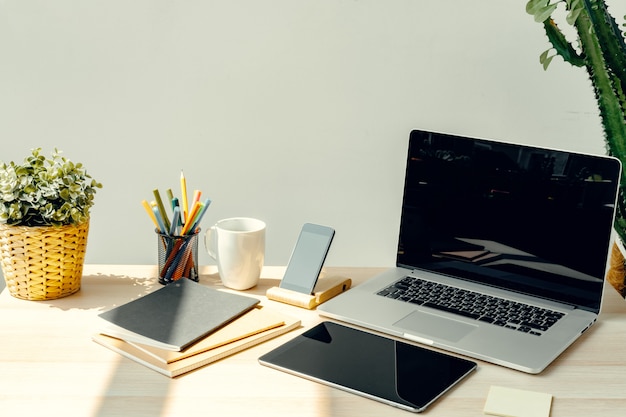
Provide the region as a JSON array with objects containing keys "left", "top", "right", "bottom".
[{"left": 259, "top": 321, "right": 477, "bottom": 413}]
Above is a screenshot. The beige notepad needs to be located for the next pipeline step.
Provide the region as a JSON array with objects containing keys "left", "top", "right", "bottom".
[
  {"left": 484, "top": 386, "right": 553, "bottom": 417},
  {"left": 129, "top": 306, "right": 287, "bottom": 364}
]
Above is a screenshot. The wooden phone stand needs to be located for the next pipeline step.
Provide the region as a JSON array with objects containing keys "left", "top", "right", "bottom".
[{"left": 266, "top": 276, "right": 352, "bottom": 310}]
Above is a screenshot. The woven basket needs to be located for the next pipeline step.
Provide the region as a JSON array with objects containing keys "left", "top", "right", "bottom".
[
  {"left": 0, "top": 221, "right": 89, "bottom": 300},
  {"left": 607, "top": 241, "right": 626, "bottom": 298}
]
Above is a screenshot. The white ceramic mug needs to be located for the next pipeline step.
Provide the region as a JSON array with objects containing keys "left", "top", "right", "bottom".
[{"left": 204, "top": 217, "right": 265, "bottom": 290}]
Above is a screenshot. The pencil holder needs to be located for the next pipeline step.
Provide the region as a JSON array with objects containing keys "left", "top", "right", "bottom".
[{"left": 156, "top": 229, "right": 200, "bottom": 284}]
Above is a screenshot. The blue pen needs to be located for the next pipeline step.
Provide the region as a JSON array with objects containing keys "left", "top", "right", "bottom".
[
  {"left": 152, "top": 205, "right": 167, "bottom": 234},
  {"left": 169, "top": 206, "right": 180, "bottom": 236}
]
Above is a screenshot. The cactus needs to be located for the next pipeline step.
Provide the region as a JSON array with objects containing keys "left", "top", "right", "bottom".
[{"left": 526, "top": 0, "right": 626, "bottom": 295}]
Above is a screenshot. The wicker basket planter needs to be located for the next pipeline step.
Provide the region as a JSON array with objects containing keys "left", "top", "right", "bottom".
[
  {"left": 607, "top": 240, "right": 626, "bottom": 299},
  {"left": 0, "top": 221, "right": 89, "bottom": 300}
]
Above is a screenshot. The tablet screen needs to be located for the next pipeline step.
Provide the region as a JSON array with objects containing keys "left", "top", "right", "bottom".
[{"left": 259, "top": 321, "right": 476, "bottom": 413}]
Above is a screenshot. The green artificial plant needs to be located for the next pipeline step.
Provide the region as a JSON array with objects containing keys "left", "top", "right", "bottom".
[
  {"left": 526, "top": 0, "right": 626, "bottom": 295},
  {"left": 0, "top": 148, "right": 102, "bottom": 227}
]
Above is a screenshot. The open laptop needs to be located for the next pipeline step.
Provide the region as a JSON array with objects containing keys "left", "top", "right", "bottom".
[{"left": 319, "top": 129, "right": 621, "bottom": 374}]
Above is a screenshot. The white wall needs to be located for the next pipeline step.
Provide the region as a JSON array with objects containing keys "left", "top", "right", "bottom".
[{"left": 1, "top": 1, "right": 622, "bottom": 268}]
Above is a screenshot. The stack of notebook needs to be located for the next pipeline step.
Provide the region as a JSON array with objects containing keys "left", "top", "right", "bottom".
[{"left": 93, "top": 279, "right": 300, "bottom": 377}]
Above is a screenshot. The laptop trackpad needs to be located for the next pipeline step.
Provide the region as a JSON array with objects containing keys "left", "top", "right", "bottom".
[{"left": 394, "top": 310, "right": 477, "bottom": 343}]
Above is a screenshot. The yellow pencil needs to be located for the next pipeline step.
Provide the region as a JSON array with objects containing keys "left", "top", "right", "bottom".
[
  {"left": 180, "top": 170, "right": 189, "bottom": 224},
  {"left": 141, "top": 199, "right": 159, "bottom": 229}
]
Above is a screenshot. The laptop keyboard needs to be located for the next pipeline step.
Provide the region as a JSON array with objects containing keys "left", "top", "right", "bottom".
[{"left": 377, "top": 276, "right": 565, "bottom": 336}]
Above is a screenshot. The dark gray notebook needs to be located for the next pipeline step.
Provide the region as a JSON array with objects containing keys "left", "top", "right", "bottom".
[{"left": 98, "top": 279, "right": 259, "bottom": 351}]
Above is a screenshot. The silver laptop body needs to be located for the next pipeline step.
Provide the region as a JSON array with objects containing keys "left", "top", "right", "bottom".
[{"left": 319, "top": 129, "right": 621, "bottom": 374}]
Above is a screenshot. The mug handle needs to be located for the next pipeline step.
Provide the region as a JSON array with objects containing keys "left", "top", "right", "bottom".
[{"left": 204, "top": 226, "right": 218, "bottom": 260}]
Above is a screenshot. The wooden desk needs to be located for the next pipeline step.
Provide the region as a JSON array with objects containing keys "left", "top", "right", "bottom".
[{"left": 1, "top": 265, "right": 625, "bottom": 416}]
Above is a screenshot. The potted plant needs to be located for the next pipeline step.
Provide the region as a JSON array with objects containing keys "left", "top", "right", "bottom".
[
  {"left": 0, "top": 148, "right": 102, "bottom": 300},
  {"left": 526, "top": 0, "right": 626, "bottom": 297}
]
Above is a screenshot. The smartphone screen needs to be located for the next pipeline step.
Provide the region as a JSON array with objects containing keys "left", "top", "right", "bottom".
[{"left": 279, "top": 223, "right": 335, "bottom": 294}]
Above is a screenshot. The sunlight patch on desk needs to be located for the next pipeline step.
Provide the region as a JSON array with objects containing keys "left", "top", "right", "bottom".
[
  {"left": 92, "top": 353, "right": 172, "bottom": 417},
  {"left": 88, "top": 356, "right": 128, "bottom": 417}
]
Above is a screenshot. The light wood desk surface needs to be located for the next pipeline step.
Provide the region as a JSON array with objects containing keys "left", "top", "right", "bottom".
[{"left": 1, "top": 264, "right": 625, "bottom": 417}]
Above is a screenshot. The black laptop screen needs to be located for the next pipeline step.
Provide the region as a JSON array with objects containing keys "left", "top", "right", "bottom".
[{"left": 397, "top": 130, "right": 621, "bottom": 312}]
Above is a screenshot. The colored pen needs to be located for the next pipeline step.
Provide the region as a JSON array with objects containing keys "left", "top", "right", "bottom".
[
  {"left": 141, "top": 199, "right": 160, "bottom": 230},
  {"left": 153, "top": 189, "right": 171, "bottom": 231},
  {"left": 169, "top": 206, "right": 180, "bottom": 236},
  {"left": 181, "top": 201, "right": 203, "bottom": 235},
  {"left": 171, "top": 197, "right": 183, "bottom": 226},
  {"left": 151, "top": 203, "right": 167, "bottom": 234},
  {"left": 192, "top": 189, "right": 202, "bottom": 206},
  {"left": 165, "top": 188, "right": 174, "bottom": 206},
  {"left": 189, "top": 198, "right": 212, "bottom": 232}
]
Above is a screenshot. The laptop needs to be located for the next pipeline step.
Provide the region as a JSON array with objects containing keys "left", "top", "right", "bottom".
[{"left": 319, "top": 129, "right": 621, "bottom": 374}]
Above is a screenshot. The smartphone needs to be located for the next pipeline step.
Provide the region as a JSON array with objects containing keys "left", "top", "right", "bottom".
[{"left": 279, "top": 223, "right": 335, "bottom": 294}]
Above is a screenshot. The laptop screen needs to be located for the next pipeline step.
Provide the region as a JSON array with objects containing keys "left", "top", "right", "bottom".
[{"left": 397, "top": 130, "right": 621, "bottom": 312}]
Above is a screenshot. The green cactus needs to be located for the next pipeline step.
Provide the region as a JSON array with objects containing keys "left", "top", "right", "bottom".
[{"left": 526, "top": 0, "right": 626, "bottom": 295}]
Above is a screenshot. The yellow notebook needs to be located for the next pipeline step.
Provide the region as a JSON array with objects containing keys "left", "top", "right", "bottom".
[
  {"left": 93, "top": 306, "right": 300, "bottom": 378},
  {"left": 129, "top": 307, "right": 287, "bottom": 364}
]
